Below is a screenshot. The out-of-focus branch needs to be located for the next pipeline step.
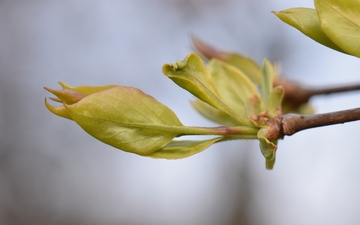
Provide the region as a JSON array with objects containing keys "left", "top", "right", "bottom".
[
  {"left": 274, "top": 79, "right": 360, "bottom": 111},
  {"left": 307, "top": 83, "right": 360, "bottom": 95}
]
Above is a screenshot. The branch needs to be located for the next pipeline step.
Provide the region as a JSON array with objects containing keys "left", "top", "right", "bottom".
[
  {"left": 274, "top": 78, "right": 360, "bottom": 110},
  {"left": 307, "top": 83, "right": 360, "bottom": 95},
  {"left": 278, "top": 107, "right": 360, "bottom": 137}
]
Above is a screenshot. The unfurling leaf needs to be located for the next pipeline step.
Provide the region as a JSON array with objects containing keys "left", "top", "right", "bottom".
[
  {"left": 44, "top": 83, "right": 118, "bottom": 119},
  {"left": 267, "top": 86, "right": 285, "bottom": 118},
  {"left": 162, "top": 53, "right": 220, "bottom": 108},
  {"left": 186, "top": 55, "right": 263, "bottom": 126},
  {"left": 221, "top": 53, "right": 263, "bottom": 85},
  {"left": 194, "top": 39, "right": 313, "bottom": 115},
  {"left": 208, "top": 59, "right": 263, "bottom": 118},
  {"left": 64, "top": 86, "right": 185, "bottom": 155},
  {"left": 261, "top": 59, "right": 275, "bottom": 108},
  {"left": 163, "top": 53, "right": 253, "bottom": 126}
]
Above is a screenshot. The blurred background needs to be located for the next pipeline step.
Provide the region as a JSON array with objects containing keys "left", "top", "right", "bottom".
[{"left": 1, "top": 0, "right": 360, "bottom": 224}]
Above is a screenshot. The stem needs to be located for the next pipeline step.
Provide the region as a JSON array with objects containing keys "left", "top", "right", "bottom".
[
  {"left": 307, "top": 83, "right": 360, "bottom": 96},
  {"left": 281, "top": 107, "right": 360, "bottom": 136},
  {"left": 181, "top": 125, "right": 258, "bottom": 137}
]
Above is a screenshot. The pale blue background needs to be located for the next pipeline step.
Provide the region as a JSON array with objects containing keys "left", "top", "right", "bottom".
[{"left": 1, "top": 0, "right": 360, "bottom": 224}]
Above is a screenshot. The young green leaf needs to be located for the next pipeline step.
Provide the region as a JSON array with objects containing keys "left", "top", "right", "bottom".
[
  {"left": 315, "top": 0, "right": 360, "bottom": 57},
  {"left": 163, "top": 53, "right": 253, "bottom": 126},
  {"left": 44, "top": 87, "right": 87, "bottom": 119},
  {"left": 44, "top": 98, "right": 73, "bottom": 119},
  {"left": 261, "top": 59, "right": 275, "bottom": 108},
  {"left": 273, "top": 8, "right": 345, "bottom": 54},
  {"left": 191, "top": 99, "right": 244, "bottom": 126},
  {"left": 59, "top": 82, "right": 118, "bottom": 95},
  {"left": 267, "top": 86, "right": 285, "bottom": 118},
  {"left": 163, "top": 53, "right": 220, "bottom": 107},
  {"left": 244, "top": 95, "right": 263, "bottom": 119},
  {"left": 148, "top": 137, "right": 223, "bottom": 159},
  {"left": 222, "top": 53, "right": 263, "bottom": 85},
  {"left": 64, "top": 86, "right": 186, "bottom": 155},
  {"left": 208, "top": 59, "right": 263, "bottom": 118},
  {"left": 44, "top": 83, "right": 119, "bottom": 120}
]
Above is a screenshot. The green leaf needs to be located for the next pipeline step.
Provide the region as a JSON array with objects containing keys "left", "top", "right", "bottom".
[
  {"left": 163, "top": 53, "right": 253, "bottom": 126},
  {"left": 244, "top": 95, "right": 263, "bottom": 119},
  {"left": 59, "top": 82, "right": 118, "bottom": 95},
  {"left": 315, "top": 0, "right": 360, "bottom": 57},
  {"left": 261, "top": 59, "right": 275, "bottom": 108},
  {"left": 62, "top": 85, "right": 245, "bottom": 155},
  {"left": 163, "top": 53, "right": 220, "bottom": 107},
  {"left": 148, "top": 137, "right": 223, "bottom": 159},
  {"left": 44, "top": 98, "right": 73, "bottom": 120},
  {"left": 191, "top": 99, "right": 244, "bottom": 126},
  {"left": 208, "top": 59, "right": 263, "bottom": 118},
  {"left": 65, "top": 86, "right": 185, "bottom": 155},
  {"left": 222, "top": 53, "right": 263, "bottom": 84},
  {"left": 265, "top": 154, "right": 276, "bottom": 170},
  {"left": 267, "top": 86, "right": 285, "bottom": 118},
  {"left": 273, "top": 8, "right": 346, "bottom": 54}
]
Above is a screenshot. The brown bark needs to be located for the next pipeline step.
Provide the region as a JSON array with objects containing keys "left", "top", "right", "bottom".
[{"left": 277, "top": 107, "right": 360, "bottom": 138}]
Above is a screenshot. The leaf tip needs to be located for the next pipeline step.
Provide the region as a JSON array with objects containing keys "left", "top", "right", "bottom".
[
  {"left": 44, "top": 97, "right": 73, "bottom": 120},
  {"left": 266, "top": 158, "right": 276, "bottom": 170},
  {"left": 271, "top": 11, "right": 280, "bottom": 15}
]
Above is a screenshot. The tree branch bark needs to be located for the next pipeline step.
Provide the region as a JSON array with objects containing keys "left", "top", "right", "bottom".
[{"left": 280, "top": 107, "right": 360, "bottom": 137}]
